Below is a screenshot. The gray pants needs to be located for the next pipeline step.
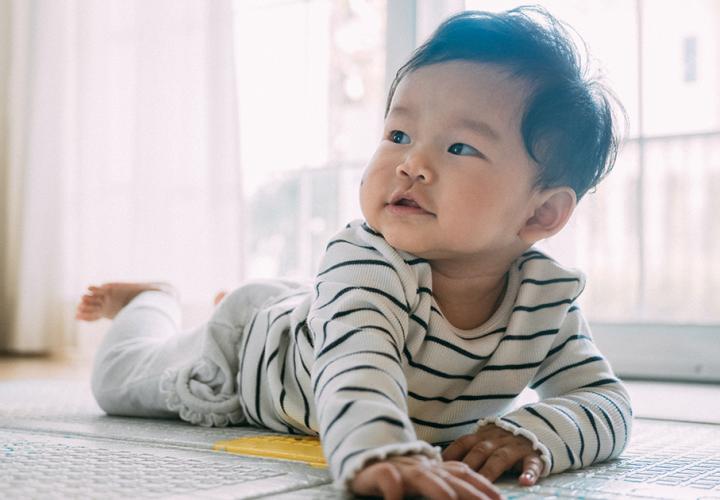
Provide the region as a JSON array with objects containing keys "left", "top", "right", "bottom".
[{"left": 90, "top": 281, "right": 295, "bottom": 426}]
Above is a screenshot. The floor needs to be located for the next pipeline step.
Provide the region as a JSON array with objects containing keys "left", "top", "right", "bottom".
[
  {"left": 0, "top": 349, "right": 92, "bottom": 381},
  {"left": 3, "top": 347, "right": 720, "bottom": 499}
]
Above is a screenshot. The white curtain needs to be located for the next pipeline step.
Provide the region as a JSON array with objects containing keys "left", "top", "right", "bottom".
[{"left": 0, "top": 0, "right": 243, "bottom": 353}]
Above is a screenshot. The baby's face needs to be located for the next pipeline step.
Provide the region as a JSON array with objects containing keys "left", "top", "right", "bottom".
[{"left": 359, "top": 61, "right": 543, "bottom": 262}]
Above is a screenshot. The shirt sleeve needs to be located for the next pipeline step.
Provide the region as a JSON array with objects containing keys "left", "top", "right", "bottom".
[
  {"left": 477, "top": 304, "right": 633, "bottom": 477},
  {"left": 307, "top": 225, "right": 441, "bottom": 490}
]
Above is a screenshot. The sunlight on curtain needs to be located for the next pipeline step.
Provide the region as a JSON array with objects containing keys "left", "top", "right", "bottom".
[
  {"left": 0, "top": 0, "right": 243, "bottom": 353},
  {"left": 1, "top": 0, "right": 77, "bottom": 352}
]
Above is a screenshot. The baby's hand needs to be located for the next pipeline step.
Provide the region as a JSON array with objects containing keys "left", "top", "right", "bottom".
[
  {"left": 441, "top": 425, "right": 543, "bottom": 486},
  {"left": 351, "top": 454, "right": 501, "bottom": 500}
]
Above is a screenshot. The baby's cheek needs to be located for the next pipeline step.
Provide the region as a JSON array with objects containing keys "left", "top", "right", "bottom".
[
  {"left": 359, "top": 168, "right": 384, "bottom": 200},
  {"left": 358, "top": 177, "right": 376, "bottom": 222}
]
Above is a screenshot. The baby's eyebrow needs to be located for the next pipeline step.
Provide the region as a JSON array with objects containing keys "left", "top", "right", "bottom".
[
  {"left": 457, "top": 117, "right": 501, "bottom": 142},
  {"left": 387, "top": 105, "right": 414, "bottom": 119}
]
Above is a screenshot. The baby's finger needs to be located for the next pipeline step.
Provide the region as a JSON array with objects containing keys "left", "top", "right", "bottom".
[
  {"left": 442, "top": 434, "right": 482, "bottom": 461},
  {"left": 442, "top": 462, "right": 502, "bottom": 500},
  {"left": 519, "top": 454, "right": 544, "bottom": 486},
  {"left": 375, "top": 463, "right": 404, "bottom": 500},
  {"left": 462, "top": 439, "right": 505, "bottom": 470},
  {"left": 404, "top": 468, "right": 456, "bottom": 500},
  {"left": 351, "top": 462, "right": 402, "bottom": 500},
  {"left": 478, "top": 446, "right": 527, "bottom": 482},
  {"left": 442, "top": 473, "right": 498, "bottom": 500}
]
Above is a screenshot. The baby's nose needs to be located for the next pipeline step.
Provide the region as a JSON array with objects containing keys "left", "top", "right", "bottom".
[{"left": 396, "top": 154, "right": 433, "bottom": 182}]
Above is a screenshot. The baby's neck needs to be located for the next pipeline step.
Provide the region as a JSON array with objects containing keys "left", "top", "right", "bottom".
[{"left": 430, "top": 258, "right": 512, "bottom": 331}]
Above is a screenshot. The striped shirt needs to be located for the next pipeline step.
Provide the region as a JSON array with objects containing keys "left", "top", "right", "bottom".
[{"left": 236, "top": 219, "right": 632, "bottom": 489}]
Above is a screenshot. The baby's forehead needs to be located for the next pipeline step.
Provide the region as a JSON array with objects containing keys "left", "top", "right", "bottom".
[
  {"left": 389, "top": 61, "right": 532, "bottom": 130},
  {"left": 401, "top": 61, "right": 528, "bottom": 96}
]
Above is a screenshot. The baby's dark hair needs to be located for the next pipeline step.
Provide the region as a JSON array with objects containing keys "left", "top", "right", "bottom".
[{"left": 386, "top": 6, "right": 625, "bottom": 199}]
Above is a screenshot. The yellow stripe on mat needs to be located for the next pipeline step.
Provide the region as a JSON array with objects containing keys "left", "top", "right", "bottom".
[{"left": 213, "top": 435, "right": 328, "bottom": 468}]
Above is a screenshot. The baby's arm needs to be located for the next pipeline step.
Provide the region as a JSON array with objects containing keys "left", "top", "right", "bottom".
[
  {"left": 307, "top": 225, "right": 499, "bottom": 498},
  {"left": 475, "top": 306, "right": 632, "bottom": 478},
  {"left": 308, "top": 230, "right": 437, "bottom": 488}
]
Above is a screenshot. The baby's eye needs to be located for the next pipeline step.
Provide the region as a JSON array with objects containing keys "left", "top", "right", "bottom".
[
  {"left": 390, "top": 130, "right": 411, "bottom": 144},
  {"left": 448, "top": 143, "right": 481, "bottom": 156}
]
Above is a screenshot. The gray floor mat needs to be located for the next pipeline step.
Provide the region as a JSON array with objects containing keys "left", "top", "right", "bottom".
[
  {"left": 0, "top": 379, "right": 340, "bottom": 499},
  {"left": 0, "top": 379, "right": 273, "bottom": 449},
  {"left": 3, "top": 379, "right": 720, "bottom": 499},
  {"left": 0, "top": 430, "right": 333, "bottom": 499}
]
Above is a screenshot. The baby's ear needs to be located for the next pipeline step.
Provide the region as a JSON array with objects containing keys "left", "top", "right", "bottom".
[{"left": 518, "top": 187, "right": 577, "bottom": 244}]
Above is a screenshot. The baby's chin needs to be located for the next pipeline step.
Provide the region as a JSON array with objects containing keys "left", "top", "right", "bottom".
[{"left": 382, "top": 233, "right": 437, "bottom": 258}]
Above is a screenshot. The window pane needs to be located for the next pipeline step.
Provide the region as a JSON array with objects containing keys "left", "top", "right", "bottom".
[
  {"left": 233, "top": 0, "right": 385, "bottom": 279},
  {"left": 542, "top": 143, "right": 642, "bottom": 323},
  {"left": 638, "top": 1, "right": 720, "bottom": 322},
  {"left": 642, "top": 0, "right": 720, "bottom": 136},
  {"left": 641, "top": 134, "right": 720, "bottom": 323}
]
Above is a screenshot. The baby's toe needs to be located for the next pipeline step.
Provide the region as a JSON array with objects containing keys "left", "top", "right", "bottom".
[
  {"left": 75, "top": 309, "right": 96, "bottom": 321},
  {"left": 81, "top": 294, "right": 102, "bottom": 303},
  {"left": 77, "top": 302, "right": 95, "bottom": 312},
  {"left": 87, "top": 285, "right": 108, "bottom": 296},
  {"left": 76, "top": 300, "right": 101, "bottom": 316},
  {"left": 213, "top": 291, "right": 227, "bottom": 306}
]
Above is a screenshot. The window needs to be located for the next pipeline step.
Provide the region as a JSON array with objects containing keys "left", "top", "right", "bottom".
[
  {"left": 232, "top": 0, "right": 385, "bottom": 280},
  {"left": 232, "top": 0, "right": 720, "bottom": 380}
]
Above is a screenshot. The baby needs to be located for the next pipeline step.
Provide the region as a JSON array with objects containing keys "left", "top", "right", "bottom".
[{"left": 77, "top": 7, "right": 632, "bottom": 500}]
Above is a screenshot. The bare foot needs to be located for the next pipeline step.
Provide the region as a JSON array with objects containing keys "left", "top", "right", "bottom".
[
  {"left": 213, "top": 291, "right": 228, "bottom": 306},
  {"left": 75, "top": 282, "right": 177, "bottom": 321}
]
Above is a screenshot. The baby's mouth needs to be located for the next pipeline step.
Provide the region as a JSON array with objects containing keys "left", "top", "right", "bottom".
[
  {"left": 394, "top": 198, "right": 421, "bottom": 208},
  {"left": 387, "top": 195, "right": 435, "bottom": 216}
]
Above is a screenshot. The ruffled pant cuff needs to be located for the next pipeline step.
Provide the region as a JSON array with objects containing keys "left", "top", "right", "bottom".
[{"left": 160, "top": 366, "right": 246, "bottom": 427}]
